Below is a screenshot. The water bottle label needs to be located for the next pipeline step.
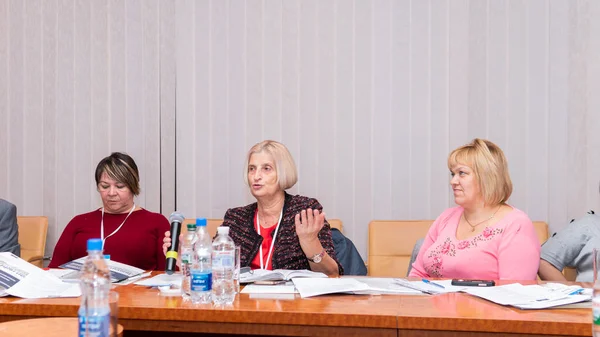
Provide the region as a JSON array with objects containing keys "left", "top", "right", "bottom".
[
  {"left": 78, "top": 313, "right": 110, "bottom": 337},
  {"left": 594, "top": 297, "right": 600, "bottom": 325},
  {"left": 213, "top": 251, "right": 234, "bottom": 268},
  {"left": 181, "top": 252, "right": 191, "bottom": 264},
  {"left": 191, "top": 271, "right": 212, "bottom": 291}
]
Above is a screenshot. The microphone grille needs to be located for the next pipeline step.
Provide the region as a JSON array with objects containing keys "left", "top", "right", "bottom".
[{"left": 169, "top": 212, "right": 185, "bottom": 223}]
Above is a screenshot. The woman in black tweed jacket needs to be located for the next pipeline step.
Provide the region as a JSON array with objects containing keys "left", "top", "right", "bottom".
[
  {"left": 224, "top": 140, "right": 341, "bottom": 276},
  {"left": 164, "top": 140, "right": 342, "bottom": 276},
  {"left": 223, "top": 191, "right": 342, "bottom": 275}
]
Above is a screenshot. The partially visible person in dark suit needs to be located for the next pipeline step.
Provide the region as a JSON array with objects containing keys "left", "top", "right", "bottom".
[{"left": 0, "top": 199, "right": 20, "bottom": 256}]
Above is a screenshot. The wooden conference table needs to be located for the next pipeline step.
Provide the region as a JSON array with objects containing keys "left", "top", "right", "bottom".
[{"left": 0, "top": 277, "right": 592, "bottom": 337}]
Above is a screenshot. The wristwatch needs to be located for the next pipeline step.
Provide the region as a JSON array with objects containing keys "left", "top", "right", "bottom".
[{"left": 308, "top": 249, "right": 326, "bottom": 263}]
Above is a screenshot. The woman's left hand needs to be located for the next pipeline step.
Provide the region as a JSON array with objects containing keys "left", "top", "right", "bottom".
[{"left": 295, "top": 208, "right": 325, "bottom": 243}]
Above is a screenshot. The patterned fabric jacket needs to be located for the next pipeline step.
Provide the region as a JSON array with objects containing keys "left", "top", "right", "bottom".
[{"left": 222, "top": 193, "right": 343, "bottom": 275}]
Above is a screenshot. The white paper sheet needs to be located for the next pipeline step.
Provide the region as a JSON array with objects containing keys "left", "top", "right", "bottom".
[
  {"left": 0, "top": 253, "right": 80, "bottom": 298},
  {"left": 462, "top": 283, "right": 568, "bottom": 305},
  {"left": 462, "top": 283, "right": 591, "bottom": 309},
  {"left": 393, "top": 279, "right": 466, "bottom": 294},
  {"left": 135, "top": 273, "right": 183, "bottom": 287},
  {"left": 352, "top": 278, "right": 422, "bottom": 295},
  {"left": 512, "top": 294, "right": 591, "bottom": 309},
  {"left": 240, "top": 269, "right": 327, "bottom": 283},
  {"left": 292, "top": 278, "right": 371, "bottom": 298},
  {"left": 60, "top": 257, "right": 145, "bottom": 283},
  {"left": 241, "top": 283, "right": 297, "bottom": 294}
]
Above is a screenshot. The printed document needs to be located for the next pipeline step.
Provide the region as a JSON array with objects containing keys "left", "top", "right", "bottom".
[
  {"left": 240, "top": 269, "right": 327, "bottom": 283},
  {"left": 135, "top": 273, "right": 183, "bottom": 287},
  {"left": 0, "top": 252, "right": 80, "bottom": 298},
  {"left": 462, "top": 283, "right": 591, "bottom": 309},
  {"left": 393, "top": 279, "right": 466, "bottom": 294},
  {"left": 60, "top": 257, "right": 145, "bottom": 283}
]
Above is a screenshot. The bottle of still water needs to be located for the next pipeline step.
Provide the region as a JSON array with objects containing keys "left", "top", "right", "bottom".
[
  {"left": 78, "top": 238, "right": 112, "bottom": 337},
  {"left": 190, "top": 218, "right": 212, "bottom": 304},
  {"left": 180, "top": 222, "right": 197, "bottom": 299},
  {"left": 593, "top": 279, "right": 600, "bottom": 336},
  {"left": 212, "top": 226, "right": 236, "bottom": 305}
]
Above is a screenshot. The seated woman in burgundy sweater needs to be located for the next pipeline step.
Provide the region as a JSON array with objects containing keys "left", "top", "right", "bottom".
[
  {"left": 49, "top": 152, "right": 170, "bottom": 271},
  {"left": 164, "top": 140, "right": 342, "bottom": 276}
]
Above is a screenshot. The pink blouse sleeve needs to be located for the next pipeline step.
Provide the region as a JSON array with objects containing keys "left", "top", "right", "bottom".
[{"left": 497, "top": 213, "right": 541, "bottom": 280}]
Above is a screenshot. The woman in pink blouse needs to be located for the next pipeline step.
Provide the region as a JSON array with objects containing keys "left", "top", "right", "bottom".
[{"left": 409, "top": 139, "right": 540, "bottom": 280}]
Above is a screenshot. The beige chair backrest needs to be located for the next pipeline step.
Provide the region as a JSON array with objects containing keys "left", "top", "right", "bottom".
[
  {"left": 368, "top": 219, "right": 550, "bottom": 277},
  {"left": 182, "top": 219, "right": 223, "bottom": 238},
  {"left": 368, "top": 220, "right": 434, "bottom": 277},
  {"left": 532, "top": 221, "right": 549, "bottom": 245},
  {"left": 17, "top": 216, "right": 48, "bottom": 268},
  {"left": 328, "top": 219, "right": 343, "bottom": 233}
]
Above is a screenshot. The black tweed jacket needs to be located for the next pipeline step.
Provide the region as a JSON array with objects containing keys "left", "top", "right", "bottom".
[{"left": 222, "top": 193, "right": 343, "bottom": 275}]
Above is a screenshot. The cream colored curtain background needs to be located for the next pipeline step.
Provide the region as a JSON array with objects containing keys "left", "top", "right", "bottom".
[
  {"left": 0, "top": 0, "right": 176, "bottom": 256},
  {"left": 1, "top": 0, "right": 599, "bottom": 259}
]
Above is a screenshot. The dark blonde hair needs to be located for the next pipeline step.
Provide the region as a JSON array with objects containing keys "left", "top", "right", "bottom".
[
  {"left": 244, "top": 140, "right": 298, "bottom": 190},
  {"left": 95, "top": 152, "right": 140, "bottom": 195},
  {"left": 448, "top": 138, "right": 512, "bottom": 205}
]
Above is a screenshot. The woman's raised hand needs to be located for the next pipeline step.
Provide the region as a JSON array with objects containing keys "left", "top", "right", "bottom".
[{"left": 294, "top": 208, "right": 326, "bottom": 244}]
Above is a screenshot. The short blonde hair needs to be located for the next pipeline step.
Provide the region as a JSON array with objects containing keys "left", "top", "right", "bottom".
[
  {"left": 447, "top": 138, "right": 512, "bottom": 206},
  {"left": 244, "top": 140, "right": 298, "bottom": 190}
]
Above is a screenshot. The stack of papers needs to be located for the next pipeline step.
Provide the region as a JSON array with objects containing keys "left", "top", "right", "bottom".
[
  {"left": 0, "top": 252, "right": 80, "bottom": 298},
  {"left": 59, "top": 258, "right": 145, "bottom": 283},
  {"left": 461, "top": 283, "right": 591, "bottom": 309},
  {"left": 292, "top": 278, "right": 370, "bottom": 297},
  {"left": 241, "top": 282, "right": 297, "bottom": 294},
  {"left": 290, "top": 277, "right": 427, "bottom": 298},
  {"left": 351, "top": 278, "right": 423, "bottom": 295},
  {"left": 135, "top": 273, "right": 183, "bottom": 287},
  {"left": 240, "top": 269, "right": 327, "bottom": 283},
  {"left": 393, "top": 279, "right": 467, "bottom": 295},
  {"left": 241, "top": 282, "right": 298, "bottom": 299}
]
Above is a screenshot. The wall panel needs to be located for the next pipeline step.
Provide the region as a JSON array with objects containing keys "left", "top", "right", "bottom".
[{"left": 2, "top": 0, "right": 600, "bottom": 260}]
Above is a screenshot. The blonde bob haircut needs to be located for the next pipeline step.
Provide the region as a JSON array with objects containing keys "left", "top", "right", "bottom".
[
  {"left": 244, "top": 140, "right": 298, "bottom": 190},
  {"left": 447, "top": 138, "right": 512, "bottom": 206}
]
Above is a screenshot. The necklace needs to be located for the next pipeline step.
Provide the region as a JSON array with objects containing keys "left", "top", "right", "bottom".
[
  {"left": 100, "top": 204, "right": 136, "bottom": 249},
  {"left": 463, "top": 205, "right": 502, "bottom": 232}
]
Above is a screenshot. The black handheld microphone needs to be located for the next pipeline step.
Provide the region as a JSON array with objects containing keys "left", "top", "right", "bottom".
[{"left": 165, "top": 212, "right": 185, "bottom": 275}]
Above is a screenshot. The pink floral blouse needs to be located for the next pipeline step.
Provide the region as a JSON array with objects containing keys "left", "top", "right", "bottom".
[{"left": 408, "top": 206, "right": 540, "bottom": 280}]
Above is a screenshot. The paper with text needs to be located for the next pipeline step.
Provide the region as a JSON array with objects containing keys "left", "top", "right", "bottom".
[
  {"left": 0, "top": 252, "right": 80, "bottom": 298},
  {"left": 240, "top": 269, "right": 327, "bottom": 283},
  {"left": 60, "top": 257, "right": 145, "bottom": 283}
]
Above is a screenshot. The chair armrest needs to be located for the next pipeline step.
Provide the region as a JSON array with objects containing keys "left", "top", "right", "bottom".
[{"left": 27, "top": 255, "right": 44, "bottom": 268}]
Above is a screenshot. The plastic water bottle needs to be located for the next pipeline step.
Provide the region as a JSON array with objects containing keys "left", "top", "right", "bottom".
[
  {"left": 593, "top": 280, "right": 600, "bottom": 336},
  {"left": 78, "top": 238, "right": 112, "bottom": 337},
  {"left": 180, "top": 222, "right": 197, "bottom": 299},
  {"left": 212, "top": 226, "right": 236, "bottom": 305},
  {"left": 190, "top": 218, "right": 212, "bottom": 304}
]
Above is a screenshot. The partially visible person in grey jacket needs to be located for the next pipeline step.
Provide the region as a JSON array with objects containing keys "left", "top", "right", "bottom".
[
  {"left": 538, "top": 210, "right": 599, "bottom": 282},
  {"left": 0, "top": 199, "right": 20, "bottom": 256}
]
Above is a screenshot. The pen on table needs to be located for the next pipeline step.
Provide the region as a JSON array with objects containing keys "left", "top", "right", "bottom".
[
  {"left": 126, "top": 272, "right": 152, "bottom": 283},
  {"left": 568, "top": 289, "right": 583, "bottom": 295},
  {"left": 422, "top": 279, "right": 445, "bottom": 289}
]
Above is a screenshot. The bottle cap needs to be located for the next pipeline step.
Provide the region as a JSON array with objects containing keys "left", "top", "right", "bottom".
[
  {"left": 187, "top": 223, "right": 197, "bottom": 230},
  {"left": 87, "top": 238, "right": 103, "bottom": 251},
  {"left": 196, "top": 218, "right": 207, "bottom": 227},
  {"left": 217, "top": 226, "right": 230, "bottom": 235}
]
